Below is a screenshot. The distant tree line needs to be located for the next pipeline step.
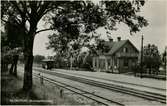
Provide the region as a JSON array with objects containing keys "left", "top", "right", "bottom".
[{"left": 143, "top": 44, "right": 161, "bottom": 75}]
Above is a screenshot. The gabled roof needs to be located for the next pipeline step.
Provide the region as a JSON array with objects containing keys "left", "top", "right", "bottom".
[
  {"left": 103, "top": 40, "right": 139, "bottom": 55},
  {"left": 107, "top": 40, "right": 128, "bottom": 55}
]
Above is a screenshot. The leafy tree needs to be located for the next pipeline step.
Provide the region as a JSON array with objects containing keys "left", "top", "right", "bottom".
[
  {"left": 96, "top": 39, "right": 111, "bottom": 54},
  {"left": 1, "top": 1, "right": 148, "bottom": 91},
  {"left": 47, "top": 1, "right": 148, "bottom": 66},
  {"left": 5, "top": 15, "right": 24, "bottom": 48},
  {"left": 47, "top": 33, "right": 93, "bottom": 69},
  {"left": 77, "top": 51, "right": 93, "bottom": 70},
  {"left": 143, "top": 44, "right": 161, "bottom": 74},
  {"left": 8, "top": 48, "right": 22, "bottom": 76},
  {"left": 1, "top": 32, "right": 20, "bottom": 77},
  {"left": 1, "top": 1, "right": 66, "bottom": 90},
  {"left": 1, "top": 31, "right": 11, "bottom": 72},
  {"left": 3, "top": 15, "right": 24, "bottom": 76},
  {"left": 162, "top": 47, "right": 167, "bottom": 70},
  {"left": 1, "top": 31, "right": 8, "bottom": 47}
]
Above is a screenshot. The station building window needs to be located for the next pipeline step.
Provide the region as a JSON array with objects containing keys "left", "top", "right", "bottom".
[{"left": 123, "top": 47, "right": 128, "bottom": 53}]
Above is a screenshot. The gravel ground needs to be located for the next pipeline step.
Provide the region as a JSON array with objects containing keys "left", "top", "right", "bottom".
[
  {"left": 1, "top": 72, "right": 41, "bottom": 105},
  {"left": 47, "top": 69, "right": 166, "bottom": 95},
  {"left": 17, "top": 66, "right": 102, "bottom": 105},
  {"left": 32, "top": 68, "right": 165, "bottom": 106},
  {"left": 2, "top": 65, "right": 97, "bottom": 105},
  {"left": 16, "top": 65, "right": 166, "bottom": 105},
  {"left": 51, "top": 68, "right": 166, "bottom": 90}
]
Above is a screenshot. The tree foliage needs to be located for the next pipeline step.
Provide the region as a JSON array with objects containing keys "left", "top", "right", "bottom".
[
  {"left": 5, "top": 16, "right": 24, "bottom": 49},
  {"left": 161, "top": 47, "right": 167, "bottom": 69},
  {"left": 102, "top": 1, "right": 148, "bottom": 33},
  {"left": 1, "top": 0, "right": 148, "bottom": 90},
  {"left": 143, "top": 44, "right": 161, "bottom": 73},
  {"left": 1, "top": 1, "right": 61, "bottom": 90},
  {"left": 47, "top": 1, "right": 148, "bottom": 67},
  {"left": 162, "top": 48, "right": 167, "bottom": 62},
  {"left": 1, "top": 14, "right": 24, "bottom": 76}
]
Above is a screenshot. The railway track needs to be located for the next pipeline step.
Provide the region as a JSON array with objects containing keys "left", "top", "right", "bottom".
[
  {"left": 54, "top": 69, "right": 166, "bottom": 91},
  {"left": 33, "top": 73, "right": 124, "bottom": 106},
  {"left": 35, "top": 69, "right": 166, "bottom": 104}
]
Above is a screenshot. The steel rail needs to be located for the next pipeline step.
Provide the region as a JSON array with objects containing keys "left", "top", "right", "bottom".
[
  {"left": 35, "top": 70, "right": 166, "bottom": 104},
  {"left": 33, "top": 73, "right": 125, "bottom": 106},
  {"left": 55, "top": 72, "right": 166, "bottom": 103},
  {"left": 53, "top": 69, "right": 166, "bottom": 91}
]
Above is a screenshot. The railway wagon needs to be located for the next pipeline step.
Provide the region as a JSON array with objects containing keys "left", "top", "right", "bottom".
[
  {"left": 42, "top": 59, "right": 55, "bottom": 70},
  {"left": 41, "top": 58, "right": 68, "bottom": 70}
]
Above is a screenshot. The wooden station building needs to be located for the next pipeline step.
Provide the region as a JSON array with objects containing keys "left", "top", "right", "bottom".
[{"left": 92, "top": 37, "right": 139, "bottom": 73}]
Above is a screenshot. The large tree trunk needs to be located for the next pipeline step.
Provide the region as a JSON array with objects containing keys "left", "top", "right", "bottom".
[
  {"left": 13, "top": 55, "right": 19, "bottom": 76},
  {"left": 9, "top": 62, "right": 14, "bottom": 74},
  {"left": 23, "top": 53, "right": 33, "bottom": 90},
  {"left": 9, "top": 55, "right": 19, "bottom": 77},
  {"left": 23, "top": 35, "right": 34, "bottom": 91},
  {"left": 9, "top": 55, "right": 14, "bottom": 74}
]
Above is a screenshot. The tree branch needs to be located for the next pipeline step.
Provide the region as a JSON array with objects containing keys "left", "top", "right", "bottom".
[
  {"left": 35, "top": 28, "right": 55, "bottom": 34},
  {"left": 1, "top": 18, "right": 29, "bottom": 34},
  {"left": 11, "top": 1, "right": 24, "bottom": 16},
  {"left": 11, "top": 1, "right": 30, "bottom": 23},
  {"left": 37, "top": 2, "right": 51, "bottom": 20},
  {"left": 1, "top": 18, "right": 18, "bottom": 27},
  {"left": 20, "top": 1, "right": 31, "bottom": 21}
]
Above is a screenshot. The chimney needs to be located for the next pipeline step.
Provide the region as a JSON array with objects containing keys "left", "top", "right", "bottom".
[
  {"left": 117, "top": 37, "right": 121, "bottom": 41},
  {"left": 109, "top": 38, "right": 113, "bottom": 42}
]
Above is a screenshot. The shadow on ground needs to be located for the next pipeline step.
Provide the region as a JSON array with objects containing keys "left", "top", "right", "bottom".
[{"left": 1, "top": 72, "right": 47, "bottom": 105}]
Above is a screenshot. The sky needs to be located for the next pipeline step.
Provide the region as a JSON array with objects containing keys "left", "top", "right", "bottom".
[{"left": 33, "top": 0, "right": 167, "bottom": 56}]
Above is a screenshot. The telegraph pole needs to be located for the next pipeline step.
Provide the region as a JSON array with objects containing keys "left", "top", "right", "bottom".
[
  {"left": 140, "top": 35, "right": 144, "bottom": 78},
  {"left": 165, "top": 47, "right": 167, "bottom": 72}
]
